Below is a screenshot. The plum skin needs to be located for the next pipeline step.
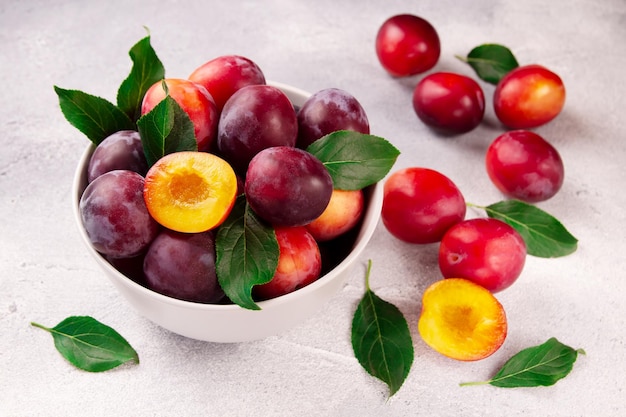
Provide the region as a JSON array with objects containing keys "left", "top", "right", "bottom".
[
  {"left": 141, "top": 78, "right": 219, "bottom": 152},
  {"left": 296, "top": 88, "right": 370, "bottom": 149},
  {"left": 188, "top": 55, "right": 266, "bottom": 112},
  {"left": 382, "top": 167, "right": 466, "bottom": 244},
  {"left": 438, "top": 218, "right": 527, "bottom": 293},
  {"left": 143, "top": 229, "right": 224, "bottom": 304},
  {"left": 87, "top": 130, "right": 147, "bottom": 183},
  {"left": 486, "top": 130, "right": 565, "bottom": 202},
  {"left": 245, "top": 146, "right": 333, "bottom": 227},
  {"left": 217, "top": 84, "right": 298, "bottom": 175},
  {"left": 412, "top": 72, "right": 485, "bottom": 133},
  {"left": 493, "top": 64, "right": 566, "bottom": 129},
  {"left": 79, "top": 170, "right": 159, "bottom": 258},
  {"left": 375, "top": 14, "right": 441, "bottom": 77},
  {"left": 253, "top": 226, "right": 322, "bottom": 300}
]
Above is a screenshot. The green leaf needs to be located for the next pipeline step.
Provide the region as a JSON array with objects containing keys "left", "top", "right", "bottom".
[
  {"left": 479, "top": 199, "right": 578, "bottom": 258},
  {"left": 460, "top": 337, "right": 585, "bottom": 388},
  {"left": 457, "top": 44, "right": 519, "bottom": 84},
  {"left": 351, "top": 260, "right": 414, "bottom": 398},
  {"left": 117, "top": 33, "right": 166, "bottom": 123},
  {"left": 54, "top": 86, "right": 135, "bottom": 145},
  {"left": 215, "top": 195, "right": 279, "bottom": 310},
  {"left": 31, "top": 316, "right": 139, "bottom": 372},
  {"left": 136, "top": 92, "right": 198, "bottom": 167},
  {"left": 306, "top": 130, "right": 400, "bottom": 190}
]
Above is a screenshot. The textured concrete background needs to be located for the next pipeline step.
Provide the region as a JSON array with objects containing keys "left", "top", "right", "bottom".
[{"left": 1, "top": 0, "right": 625, "bottom": 416}]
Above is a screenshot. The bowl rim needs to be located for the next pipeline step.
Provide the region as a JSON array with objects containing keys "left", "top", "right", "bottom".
[{"left": 72, "top": 82, "right": 383, "bottom": 313}]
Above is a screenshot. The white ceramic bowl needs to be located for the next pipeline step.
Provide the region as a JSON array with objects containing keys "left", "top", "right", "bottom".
[{"left": 72, "top": 82, "right": 383, "bottom": 343}]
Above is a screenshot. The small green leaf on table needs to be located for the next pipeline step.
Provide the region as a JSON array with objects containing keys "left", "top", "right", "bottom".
[
  {"left": 351, "top": 260, "right": 414, "bottom": 398},
  {"left": 137, "top": 92, "right": 198, "bottom": 167},
  {"left": 456, "top": 43, "right": 519, "bottom": 84},
  {"left": 306, "top": 130, "right": 400, "bottom": 190},
  {"left": 117, "top": 32, "right": 166, "bottom": 123},
  {"left": 54, "top": 86, "right": 135, "bottom": 145},
  {"left": 215, "top": 195, "right": 279, "bottom": 311},
  {"left": 460, "top": 337, "right": 585, "bottom": 388},
  {"left": 31, "top": 316, "right": 139, "bottom": 372},
  {"left": 476, "top": 199, "right": 578, "bottom": 258}
]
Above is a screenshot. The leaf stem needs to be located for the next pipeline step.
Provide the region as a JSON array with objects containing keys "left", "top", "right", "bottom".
[
  {"left": 466, "top": 201, "right": 486, "bottom": 210},
  {"left": 459, "top": 380, "right": 491, "bottom": 387},
  {"left": 364, "top": 259, "right": 373, "bottom": 291},
  {"left": 30, "top": 322, "right": 52, "bottom": 332}
]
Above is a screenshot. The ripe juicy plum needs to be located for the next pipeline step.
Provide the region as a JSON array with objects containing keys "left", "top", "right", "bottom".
[
  {"left": 438, "top": 218, "right": 527, "bottom": 293},
  {"left": 79, "top": 170, "right": 159, "bottom": 258},
  {"left": 245, "top": 146, "right": 333, "bottom": 227},
  {"left": 375, "top": 14, "right": 440, "bottom": 77},
  {"left": 412, "top": 72, "right": 485, "bottom": 134},
  {"left": 189, "top": 55, "right": 266, "bottom": 112},
  {"left": 296, "top": 88, "right": 370, "bottom": 149},
  {"left": 494, "top": 64, "right": 566, "bottom": 129},
  {"left": 253, "top": 226, "right": 322, "bottom": 300},
  {"left": 306, "top": 189, "right": 364, "bottom": 242},
  {"left": 87, "top": 130, "right": 148, "bottom": 183},
  {"left": 486, "top": 130, "right": 565, "bottom": 202},
  {"left": 143, "top": 229, "right": 224, "bottom": 303},
  {"left": 217, "top": 84, "right": 298, "bottom": 175},
  {"left": 382, "top": 167, "right": 466, "bottom": 244},
  {"left": 141, "top": 78, "right": 219, "bottom": 152}
]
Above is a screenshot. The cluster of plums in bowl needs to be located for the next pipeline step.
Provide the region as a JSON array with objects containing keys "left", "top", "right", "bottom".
[{"left": 73, "top": 55, "right": 383, "bottom": 343}]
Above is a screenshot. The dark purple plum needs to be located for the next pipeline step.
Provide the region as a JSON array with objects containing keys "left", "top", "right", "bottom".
[
  {"left": 217, "top": 85, "right": 298, "bottom": 175},
  {"left": 79, "top": 170, "right": 159, "bottom": 258},
  {"left": 245, "top": 146, "right": 333, "bottom": 227},
  {"left": 143, "top": 229, "right": 224, "bottom": 303},
  {"left": 87, "top": 130, "right": 148, "bottom": 183},
  {"left": 297, "top": 88, "right": 370, "bottom": 149}
]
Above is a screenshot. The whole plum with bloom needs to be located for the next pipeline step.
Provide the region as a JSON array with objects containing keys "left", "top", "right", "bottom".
[
  {"left": 375, "top": 14, "right": 440, "bottom": 76},
  {"left": 253, "top": 227, "right": 322, "bottom": 300},
  {"left": 486, "top": 130, "right": 564, "bottom": 202},
  {"left": 412, "top": 72, "right": 485, "bottom": 133},
  {"left": 382, "top": 167, "right": 466, "bottom": 244},
  {"left": 305, "top": 189, "right": 364, "bottom": 242},
  {"left": 141, "top": 78, "right": 218, "bottom": 152},
  {"left": 494, "top": 64, "right": 566, "bottom": 129},
  {"left": 245, "top": 146, "right": 333, "bottom": 227},
  {"left": 87, "top": 130, "right": 147, "bottom": 183},
  {"left": 217, "top": 84, "right": 298, "bottom": 175},
  {"left": 143, "top": 229, "right": 224, "bottom": 304},
  {"left": 189, "top": 55, "right": 266, "bottom": 112},
  {"left": 296, "top": 88, "right": 370, "bottom": 149},
  {"left": 438, "top": 218, "right": 527, "bottom": 293},
  {"left": 79, "top": 170, "right": 159, "bottom": 258}
]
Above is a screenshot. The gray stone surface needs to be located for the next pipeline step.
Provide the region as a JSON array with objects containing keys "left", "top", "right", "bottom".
[{"left": 1, "top": 0, "right": 625, "bottom": 416}]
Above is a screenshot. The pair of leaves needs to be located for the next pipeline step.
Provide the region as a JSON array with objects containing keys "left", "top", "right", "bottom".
[
  {"left": 461, "top": 337, "right": 585, "bottom": 387},
  {"left": 470, "top": 200, "right": 578, "bottom": 258},
  {"left": 55, "top": 33, "right": 165, "bottom": 145},
  {"left": 216, "top": 133, "right": 400, "bottom": 311},
  {"left": 457, "top": 44, "right": 519, "bottom": 84},
  {"left": 31, "top": 316, "right": 138, "bottom": 372}
]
